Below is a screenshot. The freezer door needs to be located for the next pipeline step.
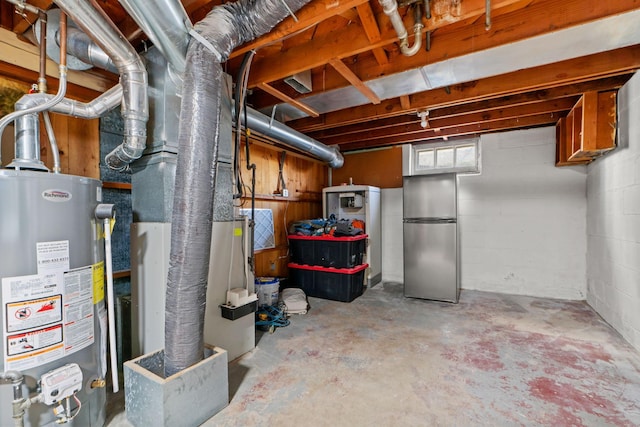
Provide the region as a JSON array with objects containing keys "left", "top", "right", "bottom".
[
  {"left": 403, "top": 222, "right": 458, "bottom": 302},
  {"left": 403, "top": 173, "right": 457, "bottom": 219}
]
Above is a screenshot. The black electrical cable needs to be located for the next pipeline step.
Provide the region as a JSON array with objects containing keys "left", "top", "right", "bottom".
[
  {"left": 233, "top": 51, "right": 255, "bottom": 199},
  {"left": 243, "top": 94, "right": 257, "bottom": 271}
]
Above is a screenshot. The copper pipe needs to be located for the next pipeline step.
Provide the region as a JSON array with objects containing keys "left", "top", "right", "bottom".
[
  {"left": 59, "top": 11, "right": 67, "bottom": 67},
  {"left": 38, "top": 12, "right": 47, "bottom": 93}
]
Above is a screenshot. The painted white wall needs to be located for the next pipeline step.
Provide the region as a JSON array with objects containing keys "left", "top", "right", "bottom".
[
  {"left": 458, "top": 128, "right": 587, "bottom": 299},
  {"left": 380, "top": 127, "right": 588, "bottom": 298},
  {"left": 381, "top": 188, "right": 403, "bottom": 282},
  {"left": 586, "top": 72, "right": 640, "bottom": 351}
]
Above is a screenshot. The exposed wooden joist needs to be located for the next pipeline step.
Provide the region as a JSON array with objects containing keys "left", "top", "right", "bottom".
[
  {"left": 229, "top": 0, "right": 370, "bottom": 60},
  {"left": 257, "top": 82, "right": 320, "bottom": 118},
  {"left": 291, "top": 46, "right": 640, "bottom": 132},
  {"left": 399, "top": 95, "right": 411, "bottom": 110},
  {"left": 328, "top": 58, "right": 380, "bottom": 104},
  {"left": 429, "top": 75, "right": 631, "bottom": 120},
  {"left": 0, "top": 1, "right": 13, "bottom": 30},
  {"left": 11, "top": 0, "right": 52, "bottom": 35},
  {"left": 313, "top": 98, "right": 576, "bottom": 146},
  {"left": 0, "top": 27, "right": 116, "bottom": 98},
  {"left": 308, "top": 75, "right": 631, "bottom": 139},
  {"left": 355, "top": 2, "right": 388, "bottom": 66},
  {"left": 340, "top": 112, "right": 563, "bottom": 151},
  {"left": 246, "top": 0, "right": 636, "bottom": 96}
]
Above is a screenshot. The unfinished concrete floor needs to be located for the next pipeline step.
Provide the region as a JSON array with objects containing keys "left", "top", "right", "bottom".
[{"left": 107, "top": 282, "right": 640, "bottom": 426}]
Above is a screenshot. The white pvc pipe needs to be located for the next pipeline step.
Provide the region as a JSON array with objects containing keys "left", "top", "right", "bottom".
[{"left": 103, "top": 218, "right": 119, "bottom": 393}]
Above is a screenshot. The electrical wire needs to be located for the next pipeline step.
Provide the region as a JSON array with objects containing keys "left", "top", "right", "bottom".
[{"left": 255, "top": 304, "right": 290, "bottom": 331}]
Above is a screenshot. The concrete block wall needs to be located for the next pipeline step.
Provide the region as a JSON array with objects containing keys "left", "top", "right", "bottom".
[
  {"left": 586, "top": 72, "right": 640, "bottom": 351},
  {"left": 458, "top": 128, "right": 587, "bottom": 299},
  {"left": 380, "top": 127, "right": 588, "bottom": 298}
]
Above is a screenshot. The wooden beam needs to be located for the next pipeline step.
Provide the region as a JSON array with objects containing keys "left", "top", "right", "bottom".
[
  {"left": 229, "top": 0, "right": 370, "bottom": 60},
  {"left": 11, "top": 0, "right": 52, "bottom": 35},
  {"left": 1, "top": 1, "right": 13, "bottom": 30},
  {"left": 0, "top": 27, "right": 114, "bottom": 99},
  {"left": 339, "top": 113, "right": 563, "bottom": 151},
  {"left": 328, "top": 58, "right": 380, "bottom": 104},
  {"left": 314, "top": 98, "right": 575, "bottom": 146},
  {"left": 246, "top": 0, "right": 636, "bottom": 95},
  {"left": 307, "top": 75, "right": 631, "bottom": 139},
  {"left": 356, "top": 2, "right": 388, "bottom": 66},
  {"left": 428, "top": 75, "right": 631, "bottom": 119},
  {"left": 256, "top": 82, "right": 320, "bottom": 118},
  {"left": 400, "top": 95, "right": 411, "bottom": 110},
  {"left": 291, "top": 46, "right": 640, "bottom": 132}
]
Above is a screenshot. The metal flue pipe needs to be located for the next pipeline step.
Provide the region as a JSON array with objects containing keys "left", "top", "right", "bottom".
[
  {"left": 54, "top": 0, "right": 148, "bottom": 171},
  {"left": 0, "top": 11, "right": 68, "bottom": 170},
  {"left": 63, "top": 27, "right": 119, "bottom": 73},
  {"left": 119, "top": 0, "right": 343, "bottom": 168},
  {"left": 14, "top": 85, "right": 123, "bottom": 119},
  {"left": 118, "top": 0, "right": 192, "bottom": 73}
]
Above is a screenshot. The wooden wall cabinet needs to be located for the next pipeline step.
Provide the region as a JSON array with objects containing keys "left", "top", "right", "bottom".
[{"left": 556, "top": 90, "right": 617, "bottom": 166}]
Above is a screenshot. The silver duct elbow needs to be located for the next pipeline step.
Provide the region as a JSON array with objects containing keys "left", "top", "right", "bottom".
[
  {"left": 52, "top": 85, "right": 123, "bottom": 118},
  {"left": 11, "top": 85, "right": 122, "bottom": 169},
  {"left": 54, "top": 0, "right": 148, "bottom": 171},
  {"left": 107, "top": 69, "right": 148, "bottom": 171}
]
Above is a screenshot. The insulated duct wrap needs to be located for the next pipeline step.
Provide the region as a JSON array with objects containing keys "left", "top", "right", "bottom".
[{"left": 165, "top": 0, "right": 312, "bottom": 376}]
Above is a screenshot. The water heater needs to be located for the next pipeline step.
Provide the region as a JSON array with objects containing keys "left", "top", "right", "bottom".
[{"left": 0, "top": 170, "right": 107, "bottom": 426}]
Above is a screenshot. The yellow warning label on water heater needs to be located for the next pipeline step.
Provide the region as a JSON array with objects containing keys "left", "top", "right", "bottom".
[
  {"left": 92, "top": 261, "right": 105, "bottom": 304},
  {"left": 234, "top": 227, "right": 243, "bottom": 237}
]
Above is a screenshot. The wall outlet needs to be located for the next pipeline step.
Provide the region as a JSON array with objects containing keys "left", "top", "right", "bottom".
[{"left": 282, "top": 189, "right": 289, "bottom": 197}]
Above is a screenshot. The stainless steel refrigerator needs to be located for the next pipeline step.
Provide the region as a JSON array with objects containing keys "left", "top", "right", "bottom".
[{"left": 403, "top": 173, "right": 459, "bottom": 303}]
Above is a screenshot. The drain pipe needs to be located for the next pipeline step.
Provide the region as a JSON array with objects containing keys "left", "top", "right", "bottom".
[
  {"left": 164, "top": 0, "right": 313, "bottom": 376},
  {"left": 54, "top": 0, "right": 148, "bottom": 172},
  {"left": 379, "top": 0, "right": 424, "bottom": 56},
  {"left": 119, "top": 0, "right": 343, "bottom": 168}
]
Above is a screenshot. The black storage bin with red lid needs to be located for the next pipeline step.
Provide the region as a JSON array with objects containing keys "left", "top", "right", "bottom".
[
  {"left": 288, "top": 263, "right": 367, "bottom": 302},
  {"left": 288, "top": 234, "right": 366, "bottom": 268}
]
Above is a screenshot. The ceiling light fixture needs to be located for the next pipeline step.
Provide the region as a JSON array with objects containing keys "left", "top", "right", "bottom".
[{"left": 417, "top": 110, "right": 429, "bottom": 128}]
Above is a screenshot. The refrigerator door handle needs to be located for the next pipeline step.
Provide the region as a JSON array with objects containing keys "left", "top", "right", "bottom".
[{"left": 403, "top": 218, "right": 457, "bottom": 224}]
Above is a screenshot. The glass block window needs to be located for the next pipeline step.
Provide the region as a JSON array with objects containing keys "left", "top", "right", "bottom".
[{"left": 412, "top": 138, "right": 480, "bottom": 174}]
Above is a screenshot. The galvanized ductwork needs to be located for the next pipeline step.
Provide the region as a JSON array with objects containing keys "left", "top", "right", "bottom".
[
  {"left": 245, "top": 110, "right": 342, "bottom": 167},
  {"left": 119, "top": 0, "right": 343, "bottom": 169},
  {"left": 54, "top": 0, "right": 148, "bottom": 171},
  {"left": 164, "top": 0, "right": 313, "bottom": 376}
]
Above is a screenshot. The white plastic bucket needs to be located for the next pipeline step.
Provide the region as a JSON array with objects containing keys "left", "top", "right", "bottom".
[{"left": 255, "top": 277, "right": 280, "bottom": 307}]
